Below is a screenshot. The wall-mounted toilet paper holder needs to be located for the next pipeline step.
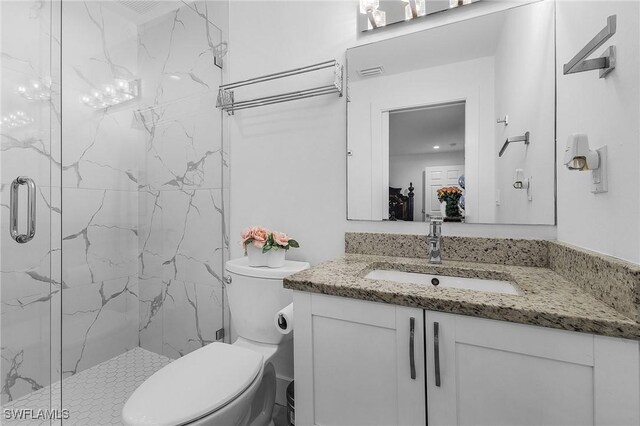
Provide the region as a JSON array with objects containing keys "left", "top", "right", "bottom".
[{"left": 277, "top": 313, "right": 287, "bottom": 330}]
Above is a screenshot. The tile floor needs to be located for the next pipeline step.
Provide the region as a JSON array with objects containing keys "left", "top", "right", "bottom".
[
  {"left": 2, "top": 347, "right": 291, "bottom": 426},
  {"left": 2, "top": 348, "right": 172, "bottom": 425}
]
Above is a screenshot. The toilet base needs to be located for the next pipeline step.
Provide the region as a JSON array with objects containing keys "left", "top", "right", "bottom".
[
  {"left": 249, "top": 363, "right": 276, "bottom": 426},
  {"left": 186, "top": 362, "right": 276, "bottom": 426}
]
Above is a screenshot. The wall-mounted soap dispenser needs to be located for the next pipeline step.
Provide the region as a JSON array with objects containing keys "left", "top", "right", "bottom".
[
  {"left": 513, "top": 169, "right": 532, "bottom": 201},
  {"left": 563, "top": 134, "right": 608, "bottom": 194}
]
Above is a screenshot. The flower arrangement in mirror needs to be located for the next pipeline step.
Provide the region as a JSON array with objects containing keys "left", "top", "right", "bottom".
[
  {"left": 241, "top": 226, "right": 300, "bottom": 268},
  {"left": 436, "top": 186, "right": 463, "bottom": 220}
]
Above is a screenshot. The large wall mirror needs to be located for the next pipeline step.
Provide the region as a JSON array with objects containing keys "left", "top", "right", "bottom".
[{"left": 347, "top": 0, "right": 556, "bottom": 225}]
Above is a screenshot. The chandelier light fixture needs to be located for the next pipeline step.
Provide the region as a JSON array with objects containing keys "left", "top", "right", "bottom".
[
  {"left": 0, "top": 111, "right": 34, "bottom": 130},
  {"left": 16, "top": 78, "right": 52, "bottom": 101},
  {"left": 80, "top": 78, "right": 140, "bottom": 109}
]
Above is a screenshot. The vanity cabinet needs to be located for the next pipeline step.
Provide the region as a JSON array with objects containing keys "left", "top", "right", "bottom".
[
  {"left": 294, "top": 292, "right": 640, "bottom": 426},
  {"left": 425, "top": 311, "right": 640, "bottom": 426},
  {"left": 293, "top": 292, "right": 426, "bottom": 426}
]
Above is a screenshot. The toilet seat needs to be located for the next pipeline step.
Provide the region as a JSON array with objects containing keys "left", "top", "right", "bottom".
[{"left": 122, "top": 343, "right": 263, "bottom": 426}]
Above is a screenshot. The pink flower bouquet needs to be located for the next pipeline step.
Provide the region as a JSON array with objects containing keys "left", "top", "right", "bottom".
[{"left": 241, "top": 226, "right": 300, "bottom": 254}]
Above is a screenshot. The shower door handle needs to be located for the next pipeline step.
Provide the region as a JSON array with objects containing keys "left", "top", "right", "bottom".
[{"left": 10, "top": 176, "right": 36, "bottom": 244}]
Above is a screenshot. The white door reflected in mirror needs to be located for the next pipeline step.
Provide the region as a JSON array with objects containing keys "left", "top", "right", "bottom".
[{"left": 424, "top": 165, "right": 465, "bottom": 222}]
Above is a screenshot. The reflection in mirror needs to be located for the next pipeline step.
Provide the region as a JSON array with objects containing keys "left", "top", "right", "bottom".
[
  {"left": 357, "top": 0, "right": 482, "bottom": 32},
  {"left": 388, "top": 102, "right": 465, "bottom": 222},
  {"left": 347, "top": 0, "right": 556, "bottom": 225}
]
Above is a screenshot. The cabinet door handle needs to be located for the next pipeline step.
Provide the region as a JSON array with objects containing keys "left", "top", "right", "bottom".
[
  {"left": 434, "top": 321, "right": 441, "bottom": 387},
  {"left": 409, "top": 317, "right": 416, "bottom": 380},
  {"left": 10, "top": 176, "right": 36, "bottom": 244}
]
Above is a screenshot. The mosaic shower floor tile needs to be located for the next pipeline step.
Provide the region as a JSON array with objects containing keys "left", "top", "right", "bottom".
[{"left": 2, "top": 347, "right": 172, "bottom": 425}]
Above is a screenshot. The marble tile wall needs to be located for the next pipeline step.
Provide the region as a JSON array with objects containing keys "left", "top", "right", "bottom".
[
  {"left": 136, "top": 2, "right": 228, "bottom": 359},
  {"left": 57, "top": 2, "right": 141, "bottom": 382}
]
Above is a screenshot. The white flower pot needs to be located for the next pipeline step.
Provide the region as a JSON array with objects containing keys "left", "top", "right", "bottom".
[
  {"left": 247, "top": 244, "right": 268, "bottom": 266},
  {"left": 267, "top": 248, "right": 286, "bottom": 268},
  {"left": 246, "top": 244, "right": 287, "bottom": 268}
]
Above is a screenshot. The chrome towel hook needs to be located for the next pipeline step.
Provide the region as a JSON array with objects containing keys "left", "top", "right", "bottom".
[{"left": 499, "top": 132, "right": 530, "bottom": 157}]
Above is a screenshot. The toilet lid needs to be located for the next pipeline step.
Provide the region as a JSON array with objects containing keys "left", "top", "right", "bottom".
[
  {"left": 226, "top": 257, "right": 310, "bottom": 280},
  {"left": 122, "top": 343, "right": 263, "bottom": 426}
]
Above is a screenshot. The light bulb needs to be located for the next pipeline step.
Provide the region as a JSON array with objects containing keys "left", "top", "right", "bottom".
[
  {"left": 115, "top": 79, "right": 128, "bottom": 90},
  {"left": 368, "top": 9, "right": 385, "bottom": 29},
  {"left": 360, "top": 0, "right": 379, "bottom": 14}
]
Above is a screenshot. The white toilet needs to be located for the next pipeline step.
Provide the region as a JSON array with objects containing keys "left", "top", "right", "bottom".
[{"left": 122, "top": 257, "right": 309, "bottom": 426}]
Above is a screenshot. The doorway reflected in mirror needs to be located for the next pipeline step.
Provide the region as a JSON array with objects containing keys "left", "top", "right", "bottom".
[{"left": 388, "top": 101, "right": 465, "bottom": 222}]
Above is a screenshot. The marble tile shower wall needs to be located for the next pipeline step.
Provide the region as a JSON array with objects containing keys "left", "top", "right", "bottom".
[
  {"left": 59, "top": 2, "right": 140, "bottom": 380},
  {"left": 136, "top": 2, "right": 229, "bottom": 359}
]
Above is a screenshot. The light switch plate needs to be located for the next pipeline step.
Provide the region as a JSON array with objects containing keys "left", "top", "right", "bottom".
[{"left": 591, "top": 145, "right": 608, "bottom": 194}]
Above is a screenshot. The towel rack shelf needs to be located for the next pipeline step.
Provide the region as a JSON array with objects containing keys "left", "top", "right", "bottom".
[
  {"left": 216, "top": 59, "right": 343, "bottom": 114},
  {"left": 563, "top": 15, "right": 617, "bottom": 79}
]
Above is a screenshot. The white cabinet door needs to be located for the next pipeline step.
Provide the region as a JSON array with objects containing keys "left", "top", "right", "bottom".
[
  {"left": 425, "top": 311, "right": 640, "bottom": 426},
  {"left": 294, "top": 292, "right": 426, "bottom": 426}
]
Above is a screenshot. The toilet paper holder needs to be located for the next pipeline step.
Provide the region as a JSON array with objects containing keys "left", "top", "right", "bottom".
[
  {"left": 277, "top": 313, "right": 287, "bottom": 330},
  {"left": 513, "top": 169, "right": 532, "bottom": 201},
  {"left": 275, "top": 303, "right": 294, "bottom": 334}
]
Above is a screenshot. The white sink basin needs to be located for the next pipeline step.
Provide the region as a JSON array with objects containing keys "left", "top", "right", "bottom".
[{"left": 365, "top": 269, "right": 520, "bottom": 295}]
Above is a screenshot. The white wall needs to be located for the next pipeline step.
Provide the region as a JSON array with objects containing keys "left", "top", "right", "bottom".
[
  {"left": 494, "top": 0, "right": 555, "bottom": 225},
  {"left": 390, "top": 151, "right": 465, "bottom": 221},
  {"left": 556, "top": 0, "right": 640, "bottom": 263},
  {"left": 228, "top": 0, "right": 556, "bottom": 268}
]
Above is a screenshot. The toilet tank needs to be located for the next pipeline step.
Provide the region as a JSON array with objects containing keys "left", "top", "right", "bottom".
[{"left": 225, "top": 258, "right": 310, "bottom": 345}]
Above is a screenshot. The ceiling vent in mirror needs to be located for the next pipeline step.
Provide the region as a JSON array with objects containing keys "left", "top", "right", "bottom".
[{"left": 358, "top": 67, "right": 384, "bottom": 77}]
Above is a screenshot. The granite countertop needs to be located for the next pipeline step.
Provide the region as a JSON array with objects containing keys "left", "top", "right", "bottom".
[{"left": 284, "top": 253, "right": 640, "bottom": 339}]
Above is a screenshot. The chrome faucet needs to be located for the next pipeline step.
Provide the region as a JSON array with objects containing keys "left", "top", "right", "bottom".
[{"left": 428, "top": 217, "right": 443, "bottom": 264}]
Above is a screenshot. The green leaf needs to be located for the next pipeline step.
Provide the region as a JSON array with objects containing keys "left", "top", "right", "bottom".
[
  {"left": 262, "top": 244, "right": 272, "bottom": 253},
  {"left": 288, "top": 239, "right": 300, "bottom": 248}
]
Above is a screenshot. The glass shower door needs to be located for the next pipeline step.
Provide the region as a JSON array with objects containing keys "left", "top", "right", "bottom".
[
  {"left": 0, "top": 0, "right": 62, "bottom": 421},
  {"left": 1, "top": 0, "right": 228, "bottom": 422}
]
